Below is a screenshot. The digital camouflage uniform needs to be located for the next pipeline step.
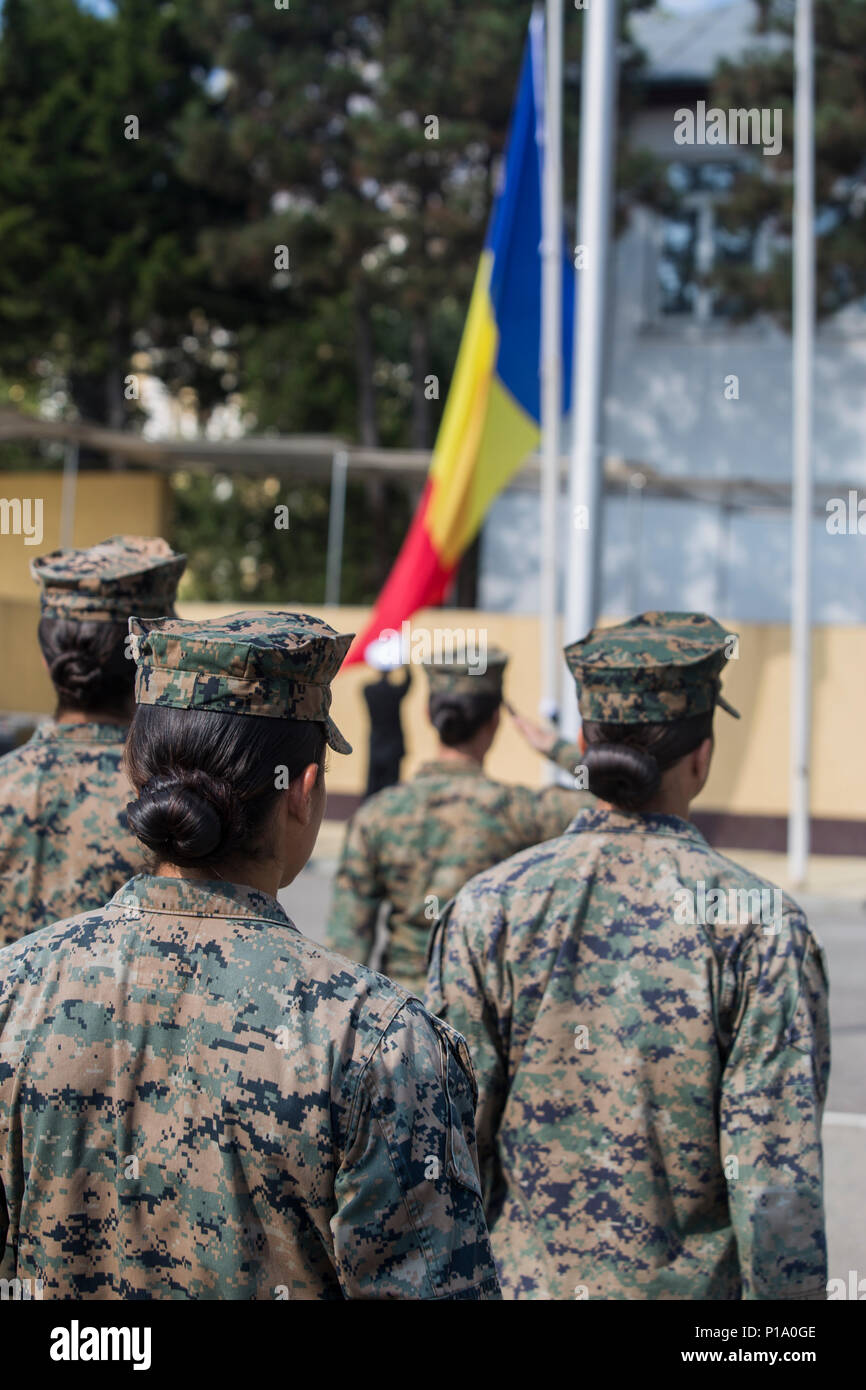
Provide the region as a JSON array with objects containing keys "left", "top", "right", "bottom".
[
  {"left": 427, "top": 612, "right": 830, "bottom": 1300},
  {"left": 0, "top": 722, "right": 147, "bottom": 947},
  {"left": 325, "top": 650, "right": 592, "bottom": 994},
  {"left": 0, "top": 612, "right": 500, "bottom": 1300},
  {"left": 0, "top": 536, "right": 185, "bottom": 946}
]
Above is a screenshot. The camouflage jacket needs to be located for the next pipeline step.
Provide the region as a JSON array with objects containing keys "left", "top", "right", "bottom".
[
  {"left": 325, "top": 748, "right": 592, "bottom": 994},
  {"left": 0, "top": 874, "right": 500, "bottom": 1301},
  {"left": 427, "top": 806, "right": 830, "bottom": 1301},
  {"left": 0, "top": 721, "right": 147, "bottom": 946}
]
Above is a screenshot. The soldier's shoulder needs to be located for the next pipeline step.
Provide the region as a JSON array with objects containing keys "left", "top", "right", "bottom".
[
  {"left": 471, "top": 773, "right": 588, "bottom": 822},
  {"left": 0, "top": 729, "right": 124, "bottom": 802},
  {"left": 0, "top": 737, "right": 43, "bottom": 781},
  {"left": 613, "top": 823, "right": 817, "bottom": 952},
  {"left": 352, "top": 780, "right": 418, "bottom": 823},
  {"left": 691, "top": 840, "right": 809, "bottom": 923},
  {"left": 454, "top": 767, "right": 527, "bottom": 800},
  {"left": 453, "top": 829, "right": 576, "bottom": 907},
  {"left": 272, "top": 929, "right": 430, "bottom": 1036},
  {"left": 426, "top": 771, "right": 518, "bottom": 821},
  {"left": 0, "top": 904, "right": 115, "bottom": 987},
  {"left": 317, "top": 961, "right": 472, "bottom": 1090},
  {"left": 278, "top": 935, "right": 458, "bottom": 1079},
  {"left": 470, "top": 773, "right": 533, "bottom": 809},
  {"left": 292, "top": 931, "right": 408, "bottom": 993}
]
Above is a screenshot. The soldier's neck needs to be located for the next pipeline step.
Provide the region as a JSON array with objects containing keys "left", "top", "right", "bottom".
[
  {"left": 600, "top": 790, "right": 692, "bottom": 820},
  {"left": 55, "top": 709, "right": 129, "bottom": 728},
  {"left": 436, "top": 746, "right": 485, "bottom": 769},
  {"left": 156, "top": 860, "right": 282, "bottom": 898}
]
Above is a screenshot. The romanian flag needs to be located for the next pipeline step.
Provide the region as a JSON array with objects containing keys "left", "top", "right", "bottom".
[{"left": 345, "top": 12, "right": 574, "bottom": 664}]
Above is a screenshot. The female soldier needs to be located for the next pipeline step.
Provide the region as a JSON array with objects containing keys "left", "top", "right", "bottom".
[
  {"left": 0, "top": 611, "right": 500, "bottom": 1301},
  {"left": 429, "top": 611, "right": 830, "bottom": 1301},
  {"left": 325, "top": 649, "right": 592, "bottom": 993},
  {"left": 0, "top": 535, "right": 185, "bottom": 944}
]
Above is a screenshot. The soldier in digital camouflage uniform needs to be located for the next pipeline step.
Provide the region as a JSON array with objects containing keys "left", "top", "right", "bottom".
[
  {"left": 325, "top": 650, "right": 593, "bottom": 994},
  {"left": 0, "top": 536, "right": 185, "bottom": 946},
  {"left": 0, "top": 611, "right": 501, "bottom": 1300},
  {"left": 428, "top": 612, "right": 830, "bottom": 1300}
]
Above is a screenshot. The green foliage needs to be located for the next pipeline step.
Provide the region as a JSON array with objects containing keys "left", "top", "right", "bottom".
[
  {"left": 169, "top": 469, "right": 411, "bottom": 605},
  {"left": 171, "top": 0, "right": 655, "bottom": 444},
  {"left": 708, "top": 0, "right": 866, "bottom": 322},
  {"left": 0, "top": 0, "right": 245, "bottom": 431}
]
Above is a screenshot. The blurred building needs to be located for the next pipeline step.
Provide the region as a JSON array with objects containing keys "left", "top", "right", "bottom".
[{"left": 480, "top": 0, "right": 866, "bottom": 625}]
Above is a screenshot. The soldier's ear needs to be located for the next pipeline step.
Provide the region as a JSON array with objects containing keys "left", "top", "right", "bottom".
[
  {"left": 284, "top": 762, "right": 320, "bottom": 826},
  {"left": 693, "top": 737, "right": 713, "bottom": 793},
  {"left": 577, "top": 728, "right": 587, "bottom": 755}
]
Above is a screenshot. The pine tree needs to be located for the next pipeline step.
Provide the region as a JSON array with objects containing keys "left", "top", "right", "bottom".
[{"left": 0, "top": 0, "right": 243, "bottom": 441}]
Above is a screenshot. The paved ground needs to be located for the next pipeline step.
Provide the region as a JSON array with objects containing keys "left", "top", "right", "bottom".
[
  {"left": 809, "top": 900, "right": 866, "bottom": 1286},
  {"left": 281, "top": 834, "right": 866, "bottom": 1294}
]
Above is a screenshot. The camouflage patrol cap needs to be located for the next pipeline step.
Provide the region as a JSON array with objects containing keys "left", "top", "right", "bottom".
[
  {"left": 32, "top": 535, "right": 186, "bottom": 623},
  {"left": 423, "top": 646, "right": 508, "bottom": 699},
  {"left": 128, "top": 610, "right": 354, "bottom": 753},
  {"left": 564, "top": 611, "right": 740, "bottom": 724}
]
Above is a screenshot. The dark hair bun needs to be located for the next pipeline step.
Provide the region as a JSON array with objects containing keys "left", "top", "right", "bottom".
[
  {"left": 583, "top": 742, "right": 661, "bottom": 811},
  {"left": 49, "top": 652, "right": 107, "bottom": 703},
  {"left": 39, "top": 617, "right": 134, "bottom": 715},
  {"left": 428, "top": 691, "right": 500, "bottom": 748},
  {"left": 430, "top": 698, "right": 467, "bottom": 746},
  {"left": 127, "top": 771, "right": 239, "bottom": 863}
]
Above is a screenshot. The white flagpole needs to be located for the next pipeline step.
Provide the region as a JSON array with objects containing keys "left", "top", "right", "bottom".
[
  {"left": 539, "top": 0, "right": 563, "bottom": 767},
  {"left": 562, "top": 0, "right": 619, "bottom": 743},
  {"left": 789, "top": 0, "right": 815, "bottom": 886}
]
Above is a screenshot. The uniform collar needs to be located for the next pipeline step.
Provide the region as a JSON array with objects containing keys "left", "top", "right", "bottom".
[
  {"left": 568, "top": 804, "right": 709, "bottom": 849},
  {"left": 111, "top": 873, "right": 293, "bottom": 927},
  {"left": 414, "top": 759, "right": 485, "bottom": 779},
  {"left": 33, "top": 719, "right": 128, "bottom": 746}
]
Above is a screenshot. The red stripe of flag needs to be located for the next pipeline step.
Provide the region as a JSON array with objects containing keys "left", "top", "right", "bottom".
[{"left": 344, "top": 480, "right": 456, "bottom": 665}]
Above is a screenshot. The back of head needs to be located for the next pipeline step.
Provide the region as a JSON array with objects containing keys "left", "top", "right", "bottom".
[
  {"left": 423, "top": 646, "right": 508, "bottom": 748},
  {"left": 581, "top": 712, "right": 714, "bottom": 811},
  {"left": 125, "top": 707, "right": 326, "bottom": 870},
  {"left": 38, "top": 616, "right": 134, "bottom": 718},
  {"left": 32, "top": 534, "right": 186, "bottom": 720},
  {"left": 428, "top": 690, "right": 501, "bottom": 747},
  {"left": 565, "top": 610, "right": 740, "bottom": 812},
  {"left": 124, "top": 609, "right": 354, "bottom": 873}
]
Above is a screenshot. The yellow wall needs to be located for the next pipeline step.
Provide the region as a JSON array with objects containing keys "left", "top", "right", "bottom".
[
  {"left": 0, "top": 471, "right": 170, "bottom": 600},
  {"left": 0, "top": 471, "right": 170, "bottom": 712}
]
